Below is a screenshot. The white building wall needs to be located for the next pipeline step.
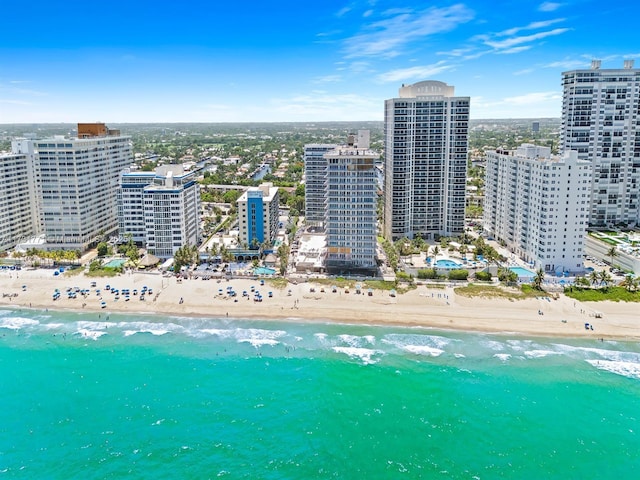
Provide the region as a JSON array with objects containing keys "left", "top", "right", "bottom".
[
  {"left": 142, "top": 168, "right": 200, "bottom": 259},
  {"left": 561, "top": 62, "right": 640, "bottom": 227},
  {"left": 0, "top": 150, "right": 40, "bottom": 250},
  {"left": 384, "top": 80, "right": 469, "bottom": 241},
  {"left": 303, "top": 144, "right": 336, "bottom": 227},
  {"left": 32, "top": 134, "right": 131, "bottom": 250},
  {"left": 484, "top": 144, "right": 592, "bottom": 274},
  {"left": 324, "top": 147, "right": 378, "bottom": 272}
]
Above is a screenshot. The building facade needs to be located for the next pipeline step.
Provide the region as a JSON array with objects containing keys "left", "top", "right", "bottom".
[
  {"left": 384, "top": 80, "right": 469, "bottom": 241},
  {"left": 561, "top": 60, "right": 640, "bottom": 227},
  {"left": 0, "top": 142, "right": 41, "bottom": 251},
  {"left": 484, "top": 144, "right": 592, "bottom": 274},
  {"left": 303, "top": 143, "right": 337, "bottom": 228},
  {"left": 118, "top": 166, "right": 200, "bottom": 259},
  {"left": 117, "top": 170, "right": 156, "bottom": 244},
  {"left": 324, "top": 134, "right": 378, "bottom": 274},
  {"left": 31, "top": 123, "right": 132, "bottom": 251},
  {"left": 237, "top": 183, "right": 279, "bottom": 249}
]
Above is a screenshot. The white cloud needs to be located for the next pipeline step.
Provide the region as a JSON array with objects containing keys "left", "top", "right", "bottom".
[
  {"left": 471, "top": 91, "right": 562, "bottom": 118},
  {"left": 503, "top": 91, "right": 561, "bottom": 105},
  {"left": 436, "top": 47, "right": 473, "bottom": 57},
  {"left": 539, "top": 2, "right": 562, "bottom": 12},
  {"left": 269, "top": 92, "right": 382, "bottom": 120},
  {"left": 312, "top": 75, "right": 343, "bottom": 84},
  {"left": 376, "top": 62, "right": 455, "bottom": 83},
  {"left": 496, "top": 18, "right": 565, "bottom": 37},
  {"left": 513, "top": 68, "right": 534, "bottom": 76},
  {"left": 343, "top": 4, "right": 474, "bottom": 58},
  {"left": 543, "top": 59, "right": 589, "bottom": 69},
  {"left": 336, "top": 6, "right": 352, "bottom": 17},
  {"left": 496, "top": 45, "right": 532, "bottom": 55},
  {"left": 484, "top": 28, "right": 569, "bottom": 49},
  {"left": 0, "top": 99, "right": 33, "bottom": 105}
]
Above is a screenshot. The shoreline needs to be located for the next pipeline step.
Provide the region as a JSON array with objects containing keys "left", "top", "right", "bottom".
[{"left": 2, "top": 269, "right": 639, "bottom": 341}]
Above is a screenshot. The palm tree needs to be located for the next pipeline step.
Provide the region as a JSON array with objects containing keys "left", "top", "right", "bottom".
[
  {"left": 620, "top": 274, "right": 638, "bottom": 292},
  {"left": 606, "top": 246, "right": 618, "bottom": 268},
  {"left": 575, "top": 276, "right": 591, "bottom": 288},
  {"left": 532, "top": 268, "right": 545, "bottom": 290},
  {"left": 432, "top": 245, "right": 439, "bottom": 263},
  {"left": 589, "top": 270, "right": 600, "bottom": 287},
  {"left": 598, "top": 270, "right": 612, "bottom": 288}
]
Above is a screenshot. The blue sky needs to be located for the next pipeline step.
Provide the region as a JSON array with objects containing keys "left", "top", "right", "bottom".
[{"left": 0, "top": 0, "right": 637, "bottom": 123}]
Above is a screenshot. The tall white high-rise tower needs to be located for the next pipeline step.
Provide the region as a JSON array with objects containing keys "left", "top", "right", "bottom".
[
  {"left": 383, "top": 80, "right": 469, "bottom": 241},
  {"left": 561, "top": 60, "right": 640, "bottom": 227}
]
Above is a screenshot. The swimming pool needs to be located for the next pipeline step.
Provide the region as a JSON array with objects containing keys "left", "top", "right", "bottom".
[
  {"left": 510, "top": 266, "right": 535, "bottom": 277},
  {"left": 104, "top": 259, "right": 126, "bottom": 268},
  {"left": 435, "top": 259, "right": 463, "bottom": 269},
  {"left": 254, "top": 266, "right": 276, "bottom": 275}
]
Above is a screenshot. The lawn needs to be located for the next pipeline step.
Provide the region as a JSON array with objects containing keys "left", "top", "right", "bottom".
[
  {"left": 454, "top": 283, "right": 542, "bottom": 300},
  {"left": 563, "top": 286, "right": 640, "bottom": 302}
]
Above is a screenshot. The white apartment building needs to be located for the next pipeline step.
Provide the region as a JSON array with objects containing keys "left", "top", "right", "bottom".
[
  {"left": 237, "top": 183, "right": 279, "bottom": 249},
  {"left": 384, "top": 80, "right": 469, "bottom": 241},
  {"left": 0, "top": 143, "right": 40, "bottom": 251},
  {"left": 484, "top": 144, "right": 592, "bottom": 274},
  {"left": 125, "top": 165, "right": 201, "bottom": 259},
  {"left": 303, "top": 143, "right": 337, "bottom": 228},
  {"left": 324, "top": 135, "right": 378, "bottom": 274},
  {"left": 30, "top": 123, "right": 131, "bottom": 251},
  {"left": 561, "top": 60, "right": 640, "bottom": 227},
  {"left": 117, "top": 170, "right": 156, "bottom": 244}
]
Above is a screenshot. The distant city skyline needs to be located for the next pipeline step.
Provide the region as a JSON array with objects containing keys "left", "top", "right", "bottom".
[{"left": 1, "top": 0, "right": 637, "bottom": 123}]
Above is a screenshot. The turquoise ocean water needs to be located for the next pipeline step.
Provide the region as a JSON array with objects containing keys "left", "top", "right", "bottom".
[{"left": 1, "top": 308, "right": 639, "bottom": 479}]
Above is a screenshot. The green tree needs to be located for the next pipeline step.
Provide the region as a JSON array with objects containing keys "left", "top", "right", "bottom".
[
  {"left": 620, "top": 274, "right": 638, "bottom": 292},
  {"left": 606, "top": 246, "right": 618, "bottom": 267},
  {"left": 97, "top": 242, "right": 109, "bottom": 257},
  {"left": 532, "top": 268, "right": 545, "bottom": 291}
]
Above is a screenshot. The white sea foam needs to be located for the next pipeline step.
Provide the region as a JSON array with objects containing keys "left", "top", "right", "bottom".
[
  {"left": 402, "top": 345, "right": 444, "bottom": 357},
  {"left": 75, "top": 329, "right": 107, "bottom": 340},
  {"left": 199, "top": 328, "right": 234, "bottom": 338},
  {"left": 524, "top": 350, "right": 562, "bottom": 359},
  {"left": 586, "top": 360, "right": 640, "bottom": 380},
  {"left": 494, "top": 353, "right": 511, "bottom": 362},
  {"left": 0, "top": 317, "right": 39, "bottom": 330},
  {"left": 234, "top": 328, "right": 287, "bottom": 348},
  {"left": 381, "top": 333, "right": 452, "bottom": 357},
  {"left": 338, "top": 334, "right": 376, "bottom": 347},
  {"left": 41, "top": 323, "right": 65, "bottom": 330},
  {"left": 123, "top": 329, "right": 170, "bottom": 337},
  {"left": 332, "top": 346, "right": 382, "bottom": 365},
  {"left": 118, "top": 321, "right": 182, "bottom": 337}
]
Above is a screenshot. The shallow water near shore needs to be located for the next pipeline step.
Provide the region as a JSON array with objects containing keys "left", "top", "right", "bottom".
[{"left": 1, "top": 308, "right": 639, "bottom": 478}]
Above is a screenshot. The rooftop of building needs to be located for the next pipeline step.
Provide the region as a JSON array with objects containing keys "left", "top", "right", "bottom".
[{"left": 238, "top": 182, "right": 279, "bottom": 202}]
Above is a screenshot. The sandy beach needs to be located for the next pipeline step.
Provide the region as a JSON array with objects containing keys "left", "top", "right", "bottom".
[{"left": 1, "top": 267, "right": 639, "bottom": 340}]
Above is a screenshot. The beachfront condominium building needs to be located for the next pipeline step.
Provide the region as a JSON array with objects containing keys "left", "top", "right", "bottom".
[
  {"left": 237, "top": 183, "right": 280, "bottom": 249},
  {"left": 324, "top": 133, "right": 378, "bottom": 274},
  {"left": 117, "top": 170, "right": 156, "bottom": 244},
  {"left": 383, "top": 80, "right": 469, "bottom": 241},
  {"left": 0, "top": 140, "right": 41, "bottom": 251},
  {"left": 30, "top": 123, "right": 132, "bottom": 251},
  {"left": 561, "top": 60, "right": 640, "bottom": 227},
  {"left": 483, "top": 144, "right": 592, "bottom": 274},
  {"left": 303, "top": 143, "right": 337, "bottom": 228},
  {"left": 118, "top": 165, "right": 200, "bottom": 259}
]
